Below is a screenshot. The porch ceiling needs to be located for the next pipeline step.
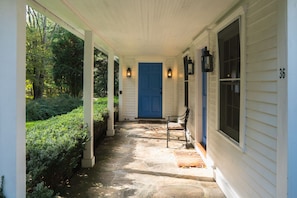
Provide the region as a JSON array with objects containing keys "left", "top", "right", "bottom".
[{"left": 28, "top": 0, "right": 238, "bottom": 57}]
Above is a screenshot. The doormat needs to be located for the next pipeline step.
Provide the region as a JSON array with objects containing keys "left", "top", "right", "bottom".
[{"left": 174, "top": 150, "right": 206, "bottom": 168}]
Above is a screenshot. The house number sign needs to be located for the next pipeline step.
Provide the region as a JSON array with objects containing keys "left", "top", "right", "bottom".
[{"left": 279, "top": 68, "right": 286, "bottom": 79}]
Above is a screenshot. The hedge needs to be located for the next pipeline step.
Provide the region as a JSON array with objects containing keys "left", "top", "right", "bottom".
[
  {"left": 26, "top": 95, "right": 83, "bottom": 122},
  {"left": 26, "top": 98, "right": 109, "bottom": 197}
]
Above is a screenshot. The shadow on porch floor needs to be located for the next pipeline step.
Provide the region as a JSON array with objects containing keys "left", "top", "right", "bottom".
[{"left": 58, "top": 121, "right": 225, "bottom": 198}]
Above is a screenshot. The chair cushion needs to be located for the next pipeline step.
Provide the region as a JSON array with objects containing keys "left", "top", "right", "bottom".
[{"left": 168, "top": 122, "right": 184, "bottom": 130}]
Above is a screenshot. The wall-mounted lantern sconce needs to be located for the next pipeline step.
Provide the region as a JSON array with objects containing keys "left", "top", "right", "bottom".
[
  {"left": 167, "top": 68, "right": 172, "bottom": 78},
  {"left": 201, "top": 46, "right": 213, "bottom": 72},
  {"left": 126, "top": 67, "right": 132, "bottom": 78},
  {"left": 187, "top": 57, "right": 194, "bottom": 75}
]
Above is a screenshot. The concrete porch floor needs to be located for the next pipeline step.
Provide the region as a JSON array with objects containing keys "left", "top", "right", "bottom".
[{"left": 58, "top": 121, "right": 225, "bottom": 198}]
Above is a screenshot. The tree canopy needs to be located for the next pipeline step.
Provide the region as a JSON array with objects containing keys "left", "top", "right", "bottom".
[
  {"left": 26, "top": 7, "right": 118, "bottom": 99},
  {"left": 51, "top": 28, "right": 84, "bottom": 97},
  {"left": 26, "top": 6, "right": 57, "bottom": 99}
]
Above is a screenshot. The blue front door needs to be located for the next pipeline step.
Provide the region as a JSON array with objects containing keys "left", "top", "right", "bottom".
[
  {"left": 202, "top": 72, "right": 207, "bottom": 146},
  {"left": 138, "top": 63, "right": 162, "bottom": 118}
]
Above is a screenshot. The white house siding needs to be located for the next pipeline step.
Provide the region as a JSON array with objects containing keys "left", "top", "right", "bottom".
[
  {"left": 175, "top": 56, "right": 186, "bottom": 115},
  {"left": 164, "top": 58, "right": 178, "bottom": 117},
  {"left": 205, "top": 0, "right": 279, "bottom": 197},
  {"left": 119, "top": 56, "right": 178, "bottom": 121},
  {"left": 120, "top": 57, "right": 137, "bottom": 121}
]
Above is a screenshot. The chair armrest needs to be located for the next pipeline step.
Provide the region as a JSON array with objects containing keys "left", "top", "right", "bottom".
[{"left": 167, "top": 108, "right": 190, "bottom": 124}]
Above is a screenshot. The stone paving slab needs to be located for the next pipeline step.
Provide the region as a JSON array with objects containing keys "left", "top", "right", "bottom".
[{"left": 58, "top": 122, "right": 225, "bottom": 198}]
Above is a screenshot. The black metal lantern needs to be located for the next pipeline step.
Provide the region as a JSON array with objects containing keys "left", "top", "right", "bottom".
[
  {"left": 126, "top": 67, "right": 131, "bottom": 77},
  {"left": 167, "top": 68, "right": 172, "bottom": 78},
  {"left": 201, "top": 47, "right": 213, "bottom": 72},
  {"left": 187, "top": 57, "right": 194, "bottom": 75}
]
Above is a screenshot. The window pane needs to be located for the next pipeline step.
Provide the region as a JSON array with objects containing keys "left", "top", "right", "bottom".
[
  {"left": 231, "top": 60, "right": 239, "bottom": 78},
  {"left": 220, "top": 81, "right": 240, "bottom": 142},
  {"left": 219, "top": 20, "right": 240, "bottom": 79},
  {"left": 230, "top": 35, "right": 240, "bottom": 59},
  {"left": 218, "top": 18, "right": 240, "bottom": 143},
  {"left": 233, "top": 108, "right": 239, "bottom": 131},
  {"left": 224, "top": 40, "right": 230, "bottom": 61}
]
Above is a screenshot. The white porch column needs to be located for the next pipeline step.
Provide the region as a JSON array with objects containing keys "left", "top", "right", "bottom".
[
  {"left": 82, "top": 31, "right": 95, "bottom": 168},
  {"left": 0, "top": 0, "right": 26, "bottom": 197},
  {"left": 107, "top": 50, "right": 115, "bottom": 136}
]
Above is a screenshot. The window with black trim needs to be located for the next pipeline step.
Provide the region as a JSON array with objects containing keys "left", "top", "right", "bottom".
[{"left": 218, "top": 19, "right": 240, "bottom": 143}]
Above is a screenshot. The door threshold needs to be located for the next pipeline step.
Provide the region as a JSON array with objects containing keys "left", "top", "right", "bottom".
[{"left": 196, "top": 142, "right": 207, "bottom": 158}]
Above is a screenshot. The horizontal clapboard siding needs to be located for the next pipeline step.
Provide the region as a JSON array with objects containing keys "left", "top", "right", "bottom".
[
  {"left": 207, "top": 0, "right": 278, "bottom": 197},
  {"left": 247, "top": 0, "right": 278, "bottom": 195},
  {"left": 246, "top": 0, "right": 278, "bottom": 195},
  {"left": 163, "top": 58, "right": 177, "bottom": 117},
  {"left": 121, "top": 60, "right": 137, "bottom": 120},
  {"left": 177, "top": 57, "right": 186, "bottom": 114}
]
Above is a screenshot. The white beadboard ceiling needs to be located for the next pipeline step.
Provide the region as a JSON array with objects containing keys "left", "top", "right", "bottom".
[{"left": 28, "top": 0, "right": 238, "bottom": 57}]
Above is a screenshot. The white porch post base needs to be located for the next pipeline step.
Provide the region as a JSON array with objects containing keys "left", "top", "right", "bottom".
[
  {"left": 107, "top": 119, "right": 115, "bottom": 136},
  {"left": 81, "top": 156, "right": 95, "bottom": 168}
]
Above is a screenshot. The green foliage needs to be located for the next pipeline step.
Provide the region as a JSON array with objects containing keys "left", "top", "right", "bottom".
[
  {"left": 0, "top": 176, "right": 5, "bottom": 198},
  {"left": 26, "top": 6, "right": 58, "bottom": 99},
  {"left": 26, "top": 97, "right": 109, "bottom": 196},
  {"left": 25, "top": 7, "right": 119, "bottom": 100},
  {"left": 94, "top": 49, "right": 108, "bottom": 97},
  {"left": 26, "top": 121, "right": 40, "bottom": 129},
  {"left": 93, "top": 51, "right": 119, "bottom": 97},
  {"left": 51, "top": 28, "right": 84, "bottom": 97},
  {"left": 26, "top": 95, "right": 82, "bottom": 121},
  {"left": 26, "top": 109, "right": 88, "bottom": 193},
  {"left": 27, "top": 182, "right": 55, "bottom": 198},
  {"left": 93, "top": 98, "right": 109, "bottom": 121}
]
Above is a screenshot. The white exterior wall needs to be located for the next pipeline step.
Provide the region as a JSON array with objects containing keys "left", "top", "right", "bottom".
[
  {"left": 119, "top": 56, "right": 178, "bottom": 120},
  {"left": 163, "top": 58, "right": 178, "bottom": 116},
  {"left": 206, "top": 0, "right": 280, "bottom": 197},
  {"left": 120, "top": 57, "right": 137, "bottom": 120},
  {"left": 176, "top": 57, "right": 186, "bottom": 115}
]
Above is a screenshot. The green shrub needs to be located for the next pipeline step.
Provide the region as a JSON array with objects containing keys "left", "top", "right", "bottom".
[
  {"left": 26, "top": 182, "right": 55, "bottom": 198},
  {"left": 26, "top": 109, "right": 88, "bottom": 193},
  {"left": 26, "top": 98, "right": 109, "bottom": 196},
  {"left": 93, "top": 98, "right": 109, "bottom": 121},
  {"left": 26, "top": 95, "right": 82, "bottom": 121}
]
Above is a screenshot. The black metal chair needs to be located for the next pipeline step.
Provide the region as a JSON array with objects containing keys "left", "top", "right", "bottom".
[{"left": 166, "top": 108, "right": 190, "bottom": 148}]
